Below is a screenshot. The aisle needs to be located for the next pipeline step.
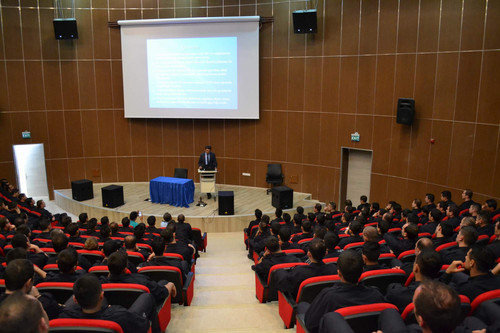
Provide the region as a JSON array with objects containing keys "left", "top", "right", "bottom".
[{"left": 167, "top": 232, "right": 292, "bottom": 332}]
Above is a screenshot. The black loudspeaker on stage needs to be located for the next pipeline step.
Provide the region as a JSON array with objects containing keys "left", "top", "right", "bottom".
[
  {"left": 218, "top": 191, "right": 234, "bottom": 215},
  {"left": 272, "top": 186, "right": 293, "bottom": 209},
  {"left": 53, "top": 18, "right": 78, "bottom": 40},
  {"left": 397, "top": 98, "right": 415, "bottom": 125},
  {"left": 71, "top": 179, "right": 93, "bottom": 201},
  {"left": 292, "top": 9, "right": 318, "bottom": 34},
  {"left": 102, "top": 185, "right": 124, "bottom": 208}
]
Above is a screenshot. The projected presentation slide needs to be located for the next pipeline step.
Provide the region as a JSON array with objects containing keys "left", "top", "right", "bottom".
[{"left": 147, "top": 37, "right": 238, "bottom": 110}]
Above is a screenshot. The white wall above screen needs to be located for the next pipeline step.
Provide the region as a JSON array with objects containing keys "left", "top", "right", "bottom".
[{"left": 118, "top": 16, "right": 260, "bottom": 119}]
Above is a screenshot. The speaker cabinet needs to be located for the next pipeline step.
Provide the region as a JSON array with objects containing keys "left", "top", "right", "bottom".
[
  {"left": 292, "top": 9, "right": 318, "bottom": 34},
  {"left": 272, "top": 186, "right": 293, "bottom": 209},
  {"left": 53, "top": 18, "right": 78, "bottom": 40},
  {"left": 397, "top": 98, "right": 415, "bottom": 125},
  {"left": 102, "top": 185, "right": 124, "bottom": 208},
  {"left": 71, "top": 179, "right": 93, "bottom": 201},
  {"left": 218, "top": 191, "right": 234, "bottom": 215}
]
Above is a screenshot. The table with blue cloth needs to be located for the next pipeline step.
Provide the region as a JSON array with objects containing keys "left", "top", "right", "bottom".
[{"left": 149, "top": 177, "right": 195, "bottom": 207}]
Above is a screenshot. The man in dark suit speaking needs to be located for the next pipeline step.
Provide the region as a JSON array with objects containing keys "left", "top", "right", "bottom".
[{"left": 198, "top": 146, "right": 217, "bottom": 199}]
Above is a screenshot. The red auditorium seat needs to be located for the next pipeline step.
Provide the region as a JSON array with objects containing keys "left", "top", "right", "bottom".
[
  {"left": 254, "top": 262, "right": 307, "bottom": 303},
  {"left": 343, "top": 242, "right": 365, "bottom": 251},
  {"left": 476, "top": 234, "right": 491, "bottom": 246},
  {"left": 49, "top": 319, "right": 125, "bottom": 333},
  {"left": 282, "top": 249, "right": 306, "bottom": 259},
  {"left": 435, "top": 241, "right": 458, "bottom": 252},
  {"left": 359, "top": 269, "right": 407, "bottom": 294},
  {"left": 42, "top": 264, "right": 83, "bottom": 273},
  {"left": 192, "top": 227, "right": 207, "bottom": 252},
  {"left": 298, "top": 238, "right": 314, "bottom": 246},
  {"left": 469, "top": 289, "right": 500, "bottom": 315},
  {"left": 397, "top": 250, "right": 416, "bottom": 263},
  {"left": 77, "top": 249, "right": 105, "bottom": 265},
  {"left": 138, "top": 265, "right": 194, "bottom": 306},
  {"left": 127, "top": 251, "right": 145, "bottom": 266},
  {"left": 35, "top": 282, "right": 74, "bottom": 304}
]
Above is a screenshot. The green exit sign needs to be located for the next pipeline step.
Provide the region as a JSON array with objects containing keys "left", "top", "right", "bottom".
[
  {"left": 22, "top": 131, "right": 31, "bottom": 139},
  {"left": 351, "top": 132, "right": 360, "bottom": 142}
]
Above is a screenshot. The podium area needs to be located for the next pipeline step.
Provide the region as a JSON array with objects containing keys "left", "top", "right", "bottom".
[{"left": 54, "top": 182, "right": 319, "bottom": 233}]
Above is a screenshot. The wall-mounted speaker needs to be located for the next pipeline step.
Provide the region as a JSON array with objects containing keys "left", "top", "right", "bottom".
[
  {"left": 292, "top": 9, "right": 317, "bottom": 34},
  {"left": 53, "top": 18, "right": 78, "bottom": 40},
  {"left": 397, "top": 98, "right": 415, "bottom": 125}
]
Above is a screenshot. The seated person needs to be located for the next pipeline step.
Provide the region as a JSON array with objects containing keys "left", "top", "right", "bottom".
[
  {"left": 282, "top": 212, "right": 293, "bottom": 229},
  {"left": 83, "top": 218, "right": 100, "bottom": 237},
  {"left": 441, "top": 245, "right": 500, "bottom": 301},
  {"left": 362, "top": 226, "right": 390, "bottom": 253},
  {"left": 487, "top": 221, "right": 500, "bottom": 258},
  {"left": 475, "top": 210, "right": 495, "bottom": 237},
  {"left": 300, "top": 226, "right": 327, "bottom": 253},
  {"left": 109, "top": 222, "right": 123, "bottom": 238},
  {"left": 248, "top": 218, "right": 270, "bottom": 258},
  {"left": 161, "top": 227, "right": 195, "bottom": 263},
  {"left": 291, "top": 219, "right": 313, "bottom": 243},
  {"left": 271, "top": 208, "right": 284, "bottom": 223},
  {"left": 299, "top": 249, "right": 385, "bottom": 333},
  {"left": 119, "top": 217, "right": 133, "bottom": 233},
  {"left": 440, "top": 226, "right": 477, "bottom": 265},
  {"left": 10, "top": 234, "right": 47, "bottom": 268},
  {"left": 323, "top": 232, "right": 341, "bottom": 258},
  {"left": 0, "top": 292, "right": 50, "bottom": 333},
  {"left": 175, "top": 214, "right": 193, "bottom": 243},
  {"left": 432, "top": 220, "right": 456, "bottom": 248},
  {"left": 44, "top": 248, "right": 85, "bottom": 282},
  {"left": 60, "top": 274, "right": 153, "bottom": 333},
  {"left": 83, "top": 237, "right": 99, "bottom": 251},
  {"left": 94, "top": 240, "right": 137, "bottom": 273},
  {"left": 101, "top": 251, "right": 175, "bottom": 306},
  {"left": 446, "top": 203, "right": 461, "bottom": 229},
  {"left": 77, "top": 212, "right": 88, "bottom": 228},
  {"left": 160, "top": 212, "right": 175, "bottom": 228},
  {"left": 361, "top": 241, "right": 386, "bottom": 271},
  {"left": 420, "top": 208, "right": 441, "bottom": 235},
  {"left": 67, "top": 223, "right": 85, "bottom": 244},
  {"left": 384, "top": 222, "right": 419, "bottom": 257},
  {"left": 145, "top": 216, "right": 160, "bottom": 236},
  {"left": 278, "top": 227, "right": 299, "bottom": 251},
  {"left": 124, "top": 235, "right": 151, "bottom": 262},
  {"left": 99, "top": 225, "right": 112, "bottom": 242},
  {"left": 133, "top": 223, "right": 151, "bottom": 245},
  {"left": 245, "top": 209, "right": 262, "bottom": 238},
  {"left": 48, "top": 232, "right": 91, "bottom": 271},
  {"left": 253, "top": 237, "right": 300, "bottom": 282},
  {"left": 1, "top": 259, "right": 62, "bottom": 319},
  {"left": 37, "top": 218, "right": 52, "bottom": 240},
  {"left": 276, "top": 238, "right": 337, "bottom": 300},
  {"left": 290, "top": 214, "right": 303, "bottom": 235},
  {"left": 337, "top": 220, "right": 364, "bottom": 249},
  {"left": 139, "top": 237, "right": 189, "bottom": 282},
  {"left": 386, "top": 248, "right": 443, "bottom": 311}
]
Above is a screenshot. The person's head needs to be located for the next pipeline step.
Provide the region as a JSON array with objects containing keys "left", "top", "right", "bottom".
[
  {"left": 283, "top": 212, "right": 291, "bottom": 223},
  {"left": 134, "top": 223, "right": 145, "bottom": 239},
  {"left": 314, "top": 203, "right": 322, "bottom": 213},
  {"left": 446, "top": 204, "right": 460, "bottom": 218},
  {"left": 457, "top": 226, "right": 478, "bottom": 247},
  {"left": 177, "top": 214, "right": 185, "bottom": 223},
  {"left": 163, "top": 212, "right": 172, "bottom": 222},
  {"left": 270, "top": 221, "right": 281, "bottom": 236},
  {"left": 66, "top": 223, "right": 79, "bottom": 237},
  {"left": 38, "top": 218, "right": 50, "bottom": 232},
  {"left": 147, "top": 215, "right": 156, "bottom": 227},
  {"left": 301, "top": 219, "right": 312, "bottom": 233},
  {"left": 342, "top": 212, "right": 351, "bottom": 223},
  {"left": 429, "top": 208, "right": 441, "bottom": 222},
  {"left": 261, "top": 214, "right": 270, "bottom": 225},
  {"left": 316, "top": 214, "right": 325, "bottom": 226},
  {"left": 15, "top": 224, "right": 30, "bottom": 237},
  {"left": 307, "top": 238, "right": 326, "bottom": 262},
  {"left": 265, "top": 236, "right": 280, "bottom": 253},
  {"left": 483, "top": 199, "right": 497, "bottom": 212},
  {"left": 414, "top": 248, "right": 442, "bottom": 280},
  {"left": 84, "top": 237, "right": 98, "bottom": 251},
  {"left": 124, "top": 235, "right": 137, "bottom": 250},
  {"left": 460, "top": 216, "right": 475, "bottom": 229},
  {"left": 307, "top": 212, "right": 315, "bottom": 222},
  {"left": 439, "top": 221, "right": 454, "bottom": 238},
  {"left": 441, "top": 190, "right": 452, "bottom": 202},
  {"left": 102, "top": 240, "right": 121, "bottom": 257},
  {"left": 412, "top": 199, "right": 422, "bottom": 209},
  {"left": 413, "top": 281, "right": 461, "bottom": 333},
  {"left": 436, "top": 201, "right": 448, "bottom": 214},
  {"left": 151, "top": 237, "right": 166, "bottom": 256},
  {"left": 337, "top": 250, "right": 364, "bottom": 284},
  {"left": 6, "top": 248, "right": 27, "bottom": 264},
  {"left": 57, "top": 248, "right": 78, "bottom": 274},
  {"left": 107, "top": 251, "right": 128, "bottom": 275},
  {"left": 362, "top": 241, "right": 380, "bottom": 263},
  {"left": 313, "top": 226, "right": 327, "bottom": 239},
  {"left": 100, "top": 225, "right": 111, "bottom": 239},
  {"left": 110, "top": 222, "right": 119, "bottom": 234},
  {"left": 403, "top": 223, "right": 419, "bottom": 240},
  {"left": 324, "top": 232, "right": 339, "bottom": 251},
  {"left": 204, "top": 145, "right": 211, "bottom": 154},
  {"left": 100, "top": 216, "right": 109, "bottom": 226},
  {"left": 475, "top": 210, "right": 490, "bottom": 227},
  {"left": 11, "top": 234, "right": 29, "bottom": 250},
  {"left": 36, "top": 199, "right": 46, "bottom": 209},
  {"left": 462, "top": 189, "right": 473, "bottom": 201},
  {"left": 73, "top": 274, "right": 103, "bottom": 310},
  {"left": 4, "top": 259, "right": 34, "bottom": 293},
  {"left": 161, "top": 228, "right": 175, "bottom": 243},
  {"left": 87, "top": 218, "right": 97, "bottom": 231},
  {"left": 415, "top": 237, "right": 433, "bottom": 255},
  {"left": 121, "top": 216, "right": 130, "bottom": 228},
  {"left": 297, "top": 206, "right": 304, "bottom": 215},
  {"left": 360, "top": 195, "right": 367, "bottom": 204},
  {"left": 371, "top": 202, "right": 380, "bottom": 212},
  {"left": 0, "top": 292, "right": 49, "bottom": 333},
  {"left": 362, "top": 226, "right": 379, "bottom": 242},
  {"left": 51, "top": 232, "right": 68, "bottom": 253},
  {"left": 78, "top": 213, "right": 88, "bottom": 225},
  {"left": 278, "top": 227, "right": 291, "bottom": 244},
  {"left": 349, "top": 220, "right": 362, "bottom": 235},
  {"left": 425, "top": 193, "right": 435, "bottom": 204},
  {"left": 274, "top": 207, "right": 282, "bottom": 219},
  {"left": 293, "top": 214, "right": 302, "bottom": 226},
  {"left": 130, "top": 211, "right": 138, "bottom": 221},
  {"left": 465, "top": 245, "right": 496, "bottom": 274},
  {"left": 253, "top": 209, "right": 263, "bottom": 221},
  {"left": 469, "top": 203, "right": 481, "bottom": 216},
  {"left": 377, "top": 219, "right": 390, "bottom": 235}
]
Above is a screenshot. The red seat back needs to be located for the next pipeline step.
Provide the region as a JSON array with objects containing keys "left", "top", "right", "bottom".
[
  {"left": 359, "top": 269, "right": 407, "bottom": 294},
  {"left": 49, "top": 319, "right": 124, "bottom": 333},
  {"left": 102, "top": 283, "right": 150, "bottom": 309}
]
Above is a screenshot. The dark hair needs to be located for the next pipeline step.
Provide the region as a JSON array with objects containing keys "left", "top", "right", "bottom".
[
  {"left": 337, "top": 250, "right": 364, "bottom": 284},
  {"left": 360, "top": 195, "right": 368, "bottom": 203},
  {"left": 313, "top": 226, "right": 327, "bottom": 239},
  {"left": 147, "top": 215, "right": 156, "bottom": 226},
  {"left": 255, "top": 209, "right": 262, "bottom": 219},
  {"left": 100, "top": 216, "right": 109, "bottom": 226},
  {"left": 460, "top": 226, "right": 478, "bottom": 246},
  {"left": 349, "top": 220, "right": 362, "bottom": 235},
  {"left": 6, "top": 248, "right": 27, "bottom": 263},
  {"left": 302, "top": 219, "right": 312, "bottom": 233},
  {"left": 61, "top": 216, "right": 72, "bottom": 228},
  {"left": 470, "top": 203, "right": 481, "bottom": 212},
  {"left": 100, "top": 225, "right": 111, "bottom": 238},
  {"left": 425, "top": 193, "right": 435, "bottom": 203},
  {"left": 0, "top": 291, "right": 47, "bottom": 333},
  {"left": 51, "top": 233, "right": 69, "bottom": 253},
  {"left": 438, "top": 201, "right": 448, "bottom": 212},
  {"left": 297, "top": 206, "right": 304, "bottom": 214},
  {"left": 151, "top": 237, "right": 166, "bottom": 256},
  {"left": 441, "top": 190, "right": 452, "bottom": 200},
  {"left": 307, "top": 212, "right": 315, "bottom": 222},
  {"left": 73, "top": 274, "right": 102, "bottom": 309},
  {"left": 485, "top": 199, "right": 497, "bottom": 210},
  {"left": 130, "top": 211, "right": 138, "bottom": 221},
  {"left": 15, "top": 224, "right": 30, "bottom": 237},
  {"left": 39, "top": 218, "right": 50, "bottom": 231},
  {"left": 87, "top": 218, "right": 97, "bottom": 231},
  {"left": 383, "top": 213, "right": 393, "bottom": 224},
  {"left": 416, "top": 248, "right": 443, "bottom": 279},
  {"left": 476, "top": 210, "right": 491, "bottom": 225},
  {"left": 324, "top": 232, "right": 339, "bottom": 250},
  {"left": 308, "top": 238, "right": 326, "bottom": 262},
  {"left": 66, "top": 223, "right": 79, "bottom": 237},
  {"left": 121, "top": 217, "right": 130, "bottom": 227},
  {"left": 440, "top": 221, "right": 454, "bottom": 237},
  {"left": 124, "top": 235, "right": 137, "bottom": 250},
  {"left": 283, "top": 212, "right": 291, "bottom": 223},
  {"left": 293, "top": 214, "right": 302, "bottom": 225},
  {"left": 261, "top": 215, "right": 270, "bottom": 224},
  {"left": 316, "top": 214, "right": 325, "bottom": 226},
  {"left": 413, "top": 199, "right": 422, "bottom": 208},
  {"left": 78, "top": 213, "right": 88, "bottom": 224},
  {"left": 102, "top": 239, "right": 121, "bottom": 257},
  {"left": 343, "top": 212, "right": 351, "bottom": 222},
  {"left": 315, "top": 203, "right": 322, "bottom": 212},
  {"left": 430, "top": 208, "right": 442, "bottom": 222},
  {"left": 110, "top": 222, "right": 119, "bottom": 234},
  {"left": 270, "top": 221, "right": 281, "bottom": 235},
  {"left": 161, "top": 228, "right": 175, "bottom": 243},
  {"left": 134, "top": 223, "right": 145, "bottom": 239},
  {"left": 275, "top": 208, "right": 282, "bottom": 218},
  {"left": 177, "top": 214, "right": 185, "bottom": 223},
  {"left": 57, "top": 248, "right": 78, "bottom": 273},
  {"left": 404, "top": 223, "right": 419, "bottom": 240},
  {"left": 265, "top": 236, "right": 280, "bottom": 253},
  {"left": 108, "top": 251, "right": 128, "bottom": 275},
  {"left": 469, "top": 245, "right": 496, "bottom": 273},
  {"left": 407, "top": 213, "right": 419, "bottom": 224},
  {"left": 163, "top": 212, "right": 172, "bottom": 222},
  {"left": 464, "top": 189, "right": 473, "bottom": 199},
  {"left": 371, "top": 202, "right": 380, "bottom": 211},
  {"left": 378, "top": 219, "right": 390, "bottom": 234},
  {"left": 447, "top": 203, "right": 460, "bottom": 217},
  {"left": 362, "top": 241, "right": 380, "bottom": 262},
  {"left": 10, "top": 234, "right": 28, "bottom": 250},
  {"left": 414, "top": 281, "right": 461, "bottom": 333},
  {"left": 4, "top": 259, "right": 34, "bottom": 291},
  {"left": 279, "top": 227, "right": 291, "bottom": 243}
]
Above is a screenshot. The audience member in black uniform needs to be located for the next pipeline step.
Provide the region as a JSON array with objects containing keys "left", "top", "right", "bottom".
[
  {"left": 334, "top": 212, "right": 351, "bottom": 234},
  {"left": 483, "top": 199, "right": 500, "bottom": 220},
  {"left": 441, "top": 226, "right": 477, "bottom": 265},
  {"left": 475, "top": 210, "right": 495, "bottom": 237},
  {"left": 0, "top": 292, "right": 50, "bottom": 333},
  {"left": 459, "top": 189, "right": 475, "bottom": 211},
  {"left": 276, "top": 238, "right": 337, "bottom": 300},
  {"left": 290, "top": 214, "right": 303, "bottom": 235},
  {"left": 175, "top": 214, "right": 193, "bottom": 243},
  {"left": 37, "top": 218, "right": 52, "bottom": 240},
  {"left": 67, "top": 223, "right": 85, "bottom": 244},
  {"left": 296, "top": 206, "right": 307, "bottom": 222},
  {"left": 245, "top": 209, "right": 262, "bottom": 239},
  {"left": 337, "top": 220, "right": 363, "bottom": 249},
  {"left": 133, "top": 223, "right": 151, "bottom": 246},
  {"left": 384, "top": 222, "right": 418, "bottom": 257},
  {"left": 323, "top": 232, "right": 341, "bottom": 258},
  {"left": 300, "top": 226, "right": 327, "bottom": 253},
  {"left": 0, "top": 259, "right": 62, "bottom": 319},
  {"left": 98, "top": 224, "right": 113, "bottom": 243},
  {"left": 95, "top": 240, "right": 137, "bottom": 273},
  {"left": 377, "top": 218, "right": 390, "bottom": 240},
  {"left": 77, "top": 212, "right": 88, "bottom": 228},
  {"left": 420, "top": 208, "right": 441, "bottom": 235},
  {"left": 109, "top": 222, "right": 123, "bottom": 238},
  {"left": 139, "top": 237, "right": 189, "bottom": 282},
  {"left": 48, "top": 232, "right": 91, "bottom": 271},
  {"left": 299, "top": 249, "right": 385, "bottom": 333},
  {"left": 162, "top": 227, "right": 195, "bottom": 263},
  {"left": 11, "top": 233, "right": 48, "bottom": 268},
  {"left": 445, "top": 204, "right": 461, "bottom": 229},
  {"left": 248, "top": 218, "right": 270, "bottom": 258},
  {"left": 423, "top": 193, "right": 436, "bottom": 211},
  {"left": 84, "top": 218, "right": 100, "bottom": 237},
  {"left": 411, "top": 198, "right": 422, "bottom": 215},
  {"left": 291, "top": 219, "right": 313, "bottom": 243},
  {"left": 124, "top": 235, "right": 150, "bottom": 261},
  {"left": 35, "top": 199, "right": 54, "bottom": 221},
  {"left": 278, "top": 227, "right": 299, "bottom": 251},
  {"left": 313, "top": 203, "right": 323, "bottom": 219},
  {"left": 60, "top": 274, "right": 153, "bottom": 333},
  {"left": 253, "top": 237, "right": 300, "bottom": 282},
  {"left": 145, "top": 215, "right": 161, "bottom": 236},
  {"left": 119, "top": 216, "right": 134, "bottom": 233},
  {"left": 441, "top": 245, "right": 500, "bottom": 301},
  {"left": 432, "top": 220, "right": 456, "bottom": 248},
  {"left": 441, "top": 190, "right": 455, "bottom": 206},
  {"left": 386, "top": 248, "right": 443, "bottom": 311},
  {"left": 361, "top": 241, "right": 385, "bottom": 271},
  {"left": 0, "top": 200, "right": 16, "bottom": 223},
  {"left": 357, "top": 195, "right": 370, "bottom": 211},
  {"left": 469, "top": 202, "right": 481, "bottom": 219},
  {"left": 487, "top": 221, "right": 500, "bottom": 258},
  {"left": 282, "top": 212, "right": 293, "bottom": 230},
  {"left": 271, "top": 208, "right": 284, "bottom": 223},
  {"left": 44, "top": 248, "right": 86, "bottom": 283}
]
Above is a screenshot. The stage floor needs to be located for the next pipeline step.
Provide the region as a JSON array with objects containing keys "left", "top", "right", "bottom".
[{"left": 54, "top": 182, "right": 319, "bottom": 232}]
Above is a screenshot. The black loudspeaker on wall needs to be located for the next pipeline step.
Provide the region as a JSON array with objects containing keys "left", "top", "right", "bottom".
[
  {"left": 71, "top": 179, "right": 93, "bottom": 201},
  {"left": 272, "top": 186, "right": 294, "bottom": 209},
  {"left": 397, "top": 98, "right": 415, "bottom": 125},
  {"left": 218, "top": 191, "right": 234, "bottom": 215},
  {"left": 53, "top": 18, "right": 78, "bottom": 40},
  {"left": 102, "top": 185, "right": 124, "bottom": 208},
  {"left": 292, "top": 9, "right": 318, "bottom": 34}
]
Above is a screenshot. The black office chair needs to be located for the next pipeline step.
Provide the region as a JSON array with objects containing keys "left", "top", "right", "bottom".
[
  {"left": 174, "top": 168, "right": 188, "bottom": 179},
  {"left": 266, "top": 163, "right": 284, "bottom": 194}
]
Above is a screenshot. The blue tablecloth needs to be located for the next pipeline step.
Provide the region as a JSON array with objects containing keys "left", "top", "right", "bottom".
[{"left": 149, "top": 177, "right": 195, "bottom": 207}]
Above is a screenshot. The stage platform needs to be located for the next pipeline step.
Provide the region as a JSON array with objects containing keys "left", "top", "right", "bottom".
[{"left": 54, "top": 182, "right": 320, "bottom": 233}]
